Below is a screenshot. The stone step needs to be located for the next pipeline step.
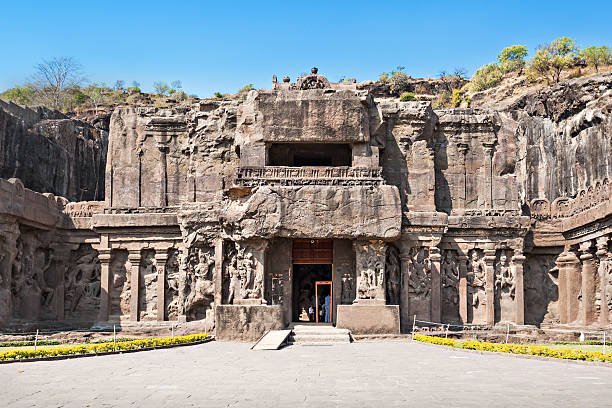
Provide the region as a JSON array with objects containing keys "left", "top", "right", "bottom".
[{"left": 289, "top": 324, "right": 352, "bottom": 344}]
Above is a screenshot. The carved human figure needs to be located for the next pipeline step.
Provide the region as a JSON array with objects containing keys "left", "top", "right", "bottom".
[
  {"left": 386, "top": 246, "right": 401, "bottom": 305},
  {"left": 65, "top": 251, "right": 101, "bottom": 313},
  {"left": 165, "top": 249, "right": 180, "bottom": 318},
  {"left": 441, "top": 250, "right": 459, "bottom": 305},
  {"left": 226, "top": 249, "right": 240, "bottom": 304},
  {"left": 495, "top": 250, "right": 515, "bottom": 298},
  {"left": 185, "top": 249, "right": 214, "bottom": 318},
  {"left": 468, "top": 249, "right": 486, "bottom": 308},
  {"left": 341, "top": 273, "right": 354, "bottom": 304},
  {"left": 408, "top": 247, "right": 431, "bottom": 299}
]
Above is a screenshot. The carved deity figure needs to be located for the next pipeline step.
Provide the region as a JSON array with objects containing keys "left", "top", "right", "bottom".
[
  {"left": 226, "top": 247, "right": 240, "bottom": 304},
  {"left": 356, "top": 242, "right": 386, "bottom": 300},
  {"left": 386, "top": 246, "right": 401, "bottom": 305},
  {"left": 165, "top": 249, "right": 181, "bottom": 319},
  {"left": 599, "top": 253, "right": 612, "bottom": 313},
  {"left": 407, "top": 247, "right": 431, "bottom": 299},
  {"left": 495, "top": 250, "right": 515, "bottom": 298},
  {"left": 341, "top": 273, "right": 354, "bottom": 304},
  {"left": 65, "top": 250, "right": 101, "bottom": 313},
  {"left": 441, "top": 250, "right": 459, "bottom": 305},
  {"left": 468, "top": 249, "right": 486, "bottom": 308},
  {"left": 185, "top": 248, "right": 214, "bottom": 318},
  {"left": 139, "top": 251, "right": 158, "bottom": 319}
]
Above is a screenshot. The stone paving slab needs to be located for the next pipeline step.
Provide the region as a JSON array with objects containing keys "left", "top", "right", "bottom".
[{"left": 2, "top": 340, "right": 611, "bottom": 407}]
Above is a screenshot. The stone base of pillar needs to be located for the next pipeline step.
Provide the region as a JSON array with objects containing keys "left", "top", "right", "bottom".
[{"left": 336, "top": 305, "right": 400, "bottom": 334}]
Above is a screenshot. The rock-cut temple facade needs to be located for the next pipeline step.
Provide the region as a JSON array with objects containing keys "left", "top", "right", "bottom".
[{"left": 0, "top": 69, "right": 610, "bottom": 340}]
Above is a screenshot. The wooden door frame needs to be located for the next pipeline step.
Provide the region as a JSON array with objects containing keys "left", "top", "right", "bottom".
[{"left": 315, "top": 280, "right": 333, "bottom": 323}]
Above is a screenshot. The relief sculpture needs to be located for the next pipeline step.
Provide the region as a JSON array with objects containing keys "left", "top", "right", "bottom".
[
  {"left": 467, "top": 249, "right": 486, "bottom": 324},
  {"left": 64, "top": 245, "right": 101, "bottom": 319}
]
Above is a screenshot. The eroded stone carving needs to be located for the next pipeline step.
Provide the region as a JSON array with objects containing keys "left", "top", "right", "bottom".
[
  {"left": 386, "top": 245, "right": 401, "bottom": 305},
  {"left": 441, "top": 250, "right": 459, "bottom": 305},
  {"left": 341, "top": 273, "right": 354, "bottom": 305},
  {"left": 183, "top": 247, "right": 214, "bottom": 320},
  {"left": 139, "top": 249, "right": 158, "bottom": 320},
  {"left": 64, "top": 244, "right": 100, "bottom": 318},
  {"left": 165, "top": 248, "right": 181, "bottom": 320},
  {"left": 355, "top": 241, "right": 386, "bottom": 302},
  {"left": 467, "top": 249, "right": 486, "bottom": 323},
  {"left": 407, "top": 247, "right": 431, "bottom": 300}
]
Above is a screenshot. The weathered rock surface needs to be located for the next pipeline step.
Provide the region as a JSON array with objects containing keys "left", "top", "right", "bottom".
[{"left": 0, "top": 100, "right": 108, "bottom": 201}]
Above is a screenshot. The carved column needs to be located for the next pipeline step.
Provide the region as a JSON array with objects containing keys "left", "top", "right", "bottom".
[
  {"left": 214, "top": 239, "right": 224, "bottom": 306},
  {"left": 579, "top": 240, "right": 596, "bottom": 326},
  {"left": 511, "top": 252, "right": 526, "bottom": 325},
  {"left": 556, "top": 249, "right": 581, "bottom": 324},
  {"left": 429, "top": 246, "right": 442, "bottom": 323},
  {"left": 128, "top": 250, "right": 141, "bottom": 322},
  {"left": 155, "top": 251, "right": 167, "bottom": 321},
  {"left": 482, "top": 143, "right": 495, "bottom": 209},
  {"left": 399, "top": 244, "right": 412, "bottom": 330},
  {"left": 158, "top": 144, "right": 169, "bottom": 207},
  {"left": 596, "top": 236, "right": 610, "bottom": 326},
  {"left": 96, "top": 249, "right": 112, "bottom": 323},
  {"left": 484, "top": 247, "right": 496, "bottom": 325},
  {"left": 456, "top": 143, "right": 468, "bottom": 212},
  {"left": 457, "top": 253, "right": 469, "bottom": 324}
]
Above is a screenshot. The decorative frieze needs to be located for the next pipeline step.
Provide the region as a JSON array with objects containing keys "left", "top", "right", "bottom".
[{"left": 235, "top": 166, "right": 385, "bottom": 187}]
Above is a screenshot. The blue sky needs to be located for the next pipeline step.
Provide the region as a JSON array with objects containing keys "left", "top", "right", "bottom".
[{"left": 1, "top": 0, "right": 610, "bottom": 97}]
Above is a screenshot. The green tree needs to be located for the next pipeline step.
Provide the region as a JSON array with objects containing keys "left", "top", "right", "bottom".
[
  {"left": 580, "top": 45, "right": 612, "bottom": 72},
  {"left": 526, "top": 37, "right": 578, "bottom": 84},
  {"left": 469, "top": 63, "right": 504, "bottom": 92},
  {"left": 498, "top": 45, "right": 528, "bottom": 73},
  {"left": 83, "top": 83, "right": 107, "bottom": 113},
  {"left": 0, "top": 84, "right": 36, "bottom": 105},
  {"left": 153, "top": 81, "right": 171, "bottom": 96}
]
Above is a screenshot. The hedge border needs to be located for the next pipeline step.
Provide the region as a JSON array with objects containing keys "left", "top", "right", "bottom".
[
  {"left": 413, "top": 334, "right": 612, "bottom": 363},
  {"left": 0, "top": 333, "right": 210, "bottom": 363}
]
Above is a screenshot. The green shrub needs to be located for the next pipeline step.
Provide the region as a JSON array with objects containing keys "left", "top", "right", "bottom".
[
  {"left": 451, "top": 89, "right": 462, "bottom": 107},
  {"left": 0, "top": 333, "right": 208, "bottom": 361},
  {"left": 414, "top": 334, "right": 612, "bottom": 363},
  {"left": 469, "top": 63, "right": 504, "bottom": 92},
  {"left": 0, "top": 340, "right": 61, "bottom": 348},
  {"left": 498, "top": 45, "right": 528, "bottom": 74},
  {"left": 432, "top": 92, "right": 451, "bottom": 109},
  {"left": 399, "top": 92, "right": 416, "bottom": 102}
]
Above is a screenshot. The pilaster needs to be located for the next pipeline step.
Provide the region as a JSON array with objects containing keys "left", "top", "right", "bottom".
[
  {"left": 579, "top": 240, "right": 596, "bottom": 326},
  {"left": 128, "top": 250, "right": 141, "bottom": 322},
  {"left": 429, "top": 246, "right": 442, "bottom": 323},
  {"left": 511, "top": 252, "right": 526, "bottom": 325},
  {"left": 155, "top": 251, "right": 167, "bottom": 321},
  {"left": 596, "top": 235, "right": 610, "bottom": 326},
  {"left": 483, "top": 247, "right": 496, "bottom": 325},
  {"left": 457, "top": 254, "right": 468, "bottom": 324},
  {"left": 96, "top": 249, "right": 112, "bottom": 323}
]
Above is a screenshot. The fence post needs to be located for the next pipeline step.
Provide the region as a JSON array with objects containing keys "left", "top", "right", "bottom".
[
  {"left": 412, "top": 315, "right": 417, "bottom": 337},
  {"left": 445, "top": 325, "right": 449, "bottom": 339},
  {"left": 113, "top": 325, "right": 117, "bottom": 351},
  {"left": 506, "top": 324, "right": 510, "bottom": 344},
  {"left": 34, "top": 329, "right": 39, "bottom": 351}
]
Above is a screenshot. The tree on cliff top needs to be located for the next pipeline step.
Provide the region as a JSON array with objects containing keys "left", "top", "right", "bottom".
[
  {"left": 526, "top": 37, "right": 578, "bottom": 84},
  {"left": 498, "top": 45, "right": 528, "bottom": 74},
  {"left": 31, "top": 57, "right": 84, "bottom": 110},
  {"left": 580, "top": 46, "right": 612, "bottom": 72}
]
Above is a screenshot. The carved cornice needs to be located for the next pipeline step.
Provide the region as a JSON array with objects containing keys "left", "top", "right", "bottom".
[{"left": 234, "top": 166, "right": 385, "bottom": 187}]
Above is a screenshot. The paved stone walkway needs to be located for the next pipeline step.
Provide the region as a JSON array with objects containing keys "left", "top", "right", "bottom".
[{"left": 2, "top": 340, "right": 611, "bottom": 407}]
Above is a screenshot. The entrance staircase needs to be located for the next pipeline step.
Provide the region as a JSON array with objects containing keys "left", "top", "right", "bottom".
[{"left": 289, "top": 324, "right": 351, "bottom": 345}]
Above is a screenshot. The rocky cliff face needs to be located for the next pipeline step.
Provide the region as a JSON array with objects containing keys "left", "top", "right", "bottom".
[
  {"left": 501, "top": 73, "right": 611, "bottom": 205},
  {"left": 0, "top": 100, "right": 108, "bottom": 201}
]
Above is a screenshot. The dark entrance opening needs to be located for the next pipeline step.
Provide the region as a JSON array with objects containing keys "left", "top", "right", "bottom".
[
  {"left": 268, "top": 143, "right": 351, "bottom": 167},
  {"left": 292, "top": 264, "right": 332, "bottom": 322}
]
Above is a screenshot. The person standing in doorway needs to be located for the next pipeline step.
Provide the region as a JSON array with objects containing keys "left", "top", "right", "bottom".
[
  {"left": 324, "top": 294, "right": 331, "bottom": 323},
  {"left": 308, "top": 305, "right": 314, "bottom": 322}
]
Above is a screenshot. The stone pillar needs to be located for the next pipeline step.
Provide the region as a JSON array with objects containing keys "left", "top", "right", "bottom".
[
  {"left": 128, "top": 250, "right": 141, "bottom": 322},
  {"left": 482, "top": 143, "right": 494, "bottom": 208},
  {"left": 556, "top": 249, "right": 581, "bottom": 324},
  {"left": 484, "top": 247, "right": 496, "bottom": 325},
  {"left": 596, "top": 236, "right": 610, "bottom": 326},
  {"left": 214, "top": 239, "right": 224, "bottom": 306},
  {"left": 579, "top": 240, "right": 596, "bottom": 326},
  {"left": 399, "top": 244, "right": 412, "bottom": 331},
  {"left": 457, "top": 253, "right": 469, "bottom": 324},
  {"left": 429, "top": 246, "right": 442, "bottom": 323},
  {"left": 454, "top": 143, "right": 468, "bottom": 214},
  {"left": 96, "top": 249, "right": 112, "bottom": 323},
  {"left": 155, "top": 251, "right": 167, "bottom": 321},
  {"left": 158, "top": 144, "right": 169, "bottom": 207},
  {"left": 511, "top": 252, "right": 526, "bottom": 325}
]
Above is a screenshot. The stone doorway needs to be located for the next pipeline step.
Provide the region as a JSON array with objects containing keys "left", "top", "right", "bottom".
[{"left": 292, "top": 264, "right": 332, "bottom": 322}]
